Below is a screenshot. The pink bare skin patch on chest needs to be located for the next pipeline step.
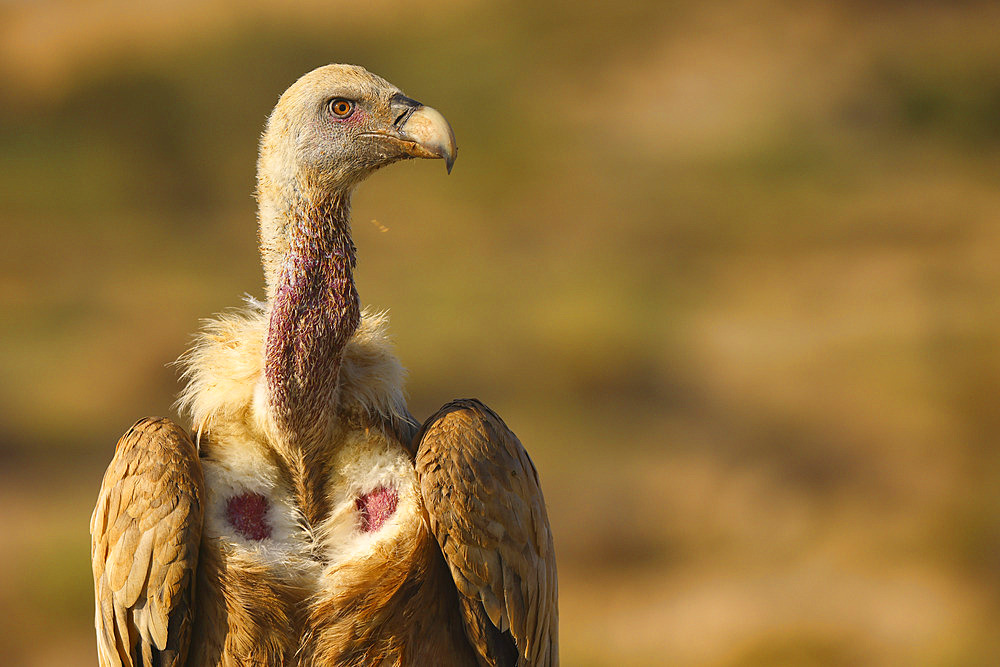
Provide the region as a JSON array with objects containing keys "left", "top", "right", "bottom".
[
  {"left": 225, "top": 491, "right": 272, "bottom": 541},
  {"left": 356, "top": 486, "right": 398, "bottom": 533}
]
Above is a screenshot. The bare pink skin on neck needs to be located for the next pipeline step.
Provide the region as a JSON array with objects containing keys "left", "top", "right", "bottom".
[{"left": 264, "top": 191, "right": 361, "bottom": 446}]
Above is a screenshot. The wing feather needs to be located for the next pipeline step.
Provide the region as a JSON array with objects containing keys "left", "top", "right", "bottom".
[
  {"left": 415, "top": 399, "right": 558, "bottom": 666},
  {"left": 91, "top": 417, "right": 204, "bottom": 667}
]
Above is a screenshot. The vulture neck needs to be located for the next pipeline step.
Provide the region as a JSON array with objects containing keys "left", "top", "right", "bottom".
[{"left": 259, "top": 181, "right": 360, "bottom": 522}]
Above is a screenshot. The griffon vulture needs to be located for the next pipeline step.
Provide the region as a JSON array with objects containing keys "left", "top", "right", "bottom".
[{"left": 90, "top": 64, "right": 557, "bottom": 666}]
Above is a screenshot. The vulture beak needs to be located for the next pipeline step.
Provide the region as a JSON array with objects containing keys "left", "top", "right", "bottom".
[{"left": 389, "top": 93, "right": 458, "bottom": 173}]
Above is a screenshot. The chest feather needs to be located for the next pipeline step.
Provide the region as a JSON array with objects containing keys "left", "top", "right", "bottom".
[{"left": 201, "top": 427, "right": 422, "bottom": 585}]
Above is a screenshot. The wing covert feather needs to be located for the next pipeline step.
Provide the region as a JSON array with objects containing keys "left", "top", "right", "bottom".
[
  {"left": 91, "top": 417, "right": 204, "bottom": 667},
  {"left": 415, "top": 399, "right": 558, "bottom": 666}
]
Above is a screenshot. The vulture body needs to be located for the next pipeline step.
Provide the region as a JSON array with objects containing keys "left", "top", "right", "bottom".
[{"left": 90, "top": 65, "right": 557, "bottom": 666}]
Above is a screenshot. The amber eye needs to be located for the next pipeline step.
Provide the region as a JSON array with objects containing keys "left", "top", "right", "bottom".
[{"left": 328, "top": 98, "right": 354, "bottom": 118}]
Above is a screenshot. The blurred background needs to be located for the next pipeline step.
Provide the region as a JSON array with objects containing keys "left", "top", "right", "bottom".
[{"left": 2, "top": 1, "right": 999, "bottom": 664}]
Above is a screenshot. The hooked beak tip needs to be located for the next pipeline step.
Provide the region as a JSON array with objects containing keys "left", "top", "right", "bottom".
[{"left": 398, "top": 104, "right": 457, "bottom": 174}]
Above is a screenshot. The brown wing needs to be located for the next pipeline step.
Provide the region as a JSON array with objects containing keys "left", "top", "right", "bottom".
[
  {"left": 415, "top": 399, "right": 558, "bottom": 667},
  {"left": 90, "top": 417, "right": 204, "bottom": 667}
]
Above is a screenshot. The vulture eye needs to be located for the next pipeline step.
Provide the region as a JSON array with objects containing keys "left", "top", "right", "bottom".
[{"left": 328, "top": 98, "right": 355, "bottom": 118}]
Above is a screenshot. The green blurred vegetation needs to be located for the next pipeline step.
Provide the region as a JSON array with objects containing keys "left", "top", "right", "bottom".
[{"left": 2, "top": 1, "right": 1000, "bottom": 665}]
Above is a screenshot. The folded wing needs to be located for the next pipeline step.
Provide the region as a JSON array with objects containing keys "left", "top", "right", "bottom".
[
  {"left": 90, "top": 417, "right": 204, "bottom": 667},
  {"left": 415, "top": 399, "right": 558, "bottom": 666}
]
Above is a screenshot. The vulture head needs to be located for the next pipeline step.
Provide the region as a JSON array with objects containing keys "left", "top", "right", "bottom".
[
  {"left": 256, "top": 64, "right": 457, "bottom": 298},
  {"left": 258, "top": 63, "right": 457, "bottom": 193}
]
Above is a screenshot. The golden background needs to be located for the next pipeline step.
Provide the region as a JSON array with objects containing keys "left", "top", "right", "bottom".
[{"left": 2, "top": 1, "right": 999, "bottom": 664}]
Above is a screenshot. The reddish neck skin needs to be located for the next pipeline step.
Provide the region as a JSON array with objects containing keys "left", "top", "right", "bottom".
[{"left": 265, "top": 189, "right": 360, "bottom": 448}]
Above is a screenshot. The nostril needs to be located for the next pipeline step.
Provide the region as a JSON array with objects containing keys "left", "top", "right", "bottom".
[{"left": 390, "top": 93, "right": 422, "bottom": 129}]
